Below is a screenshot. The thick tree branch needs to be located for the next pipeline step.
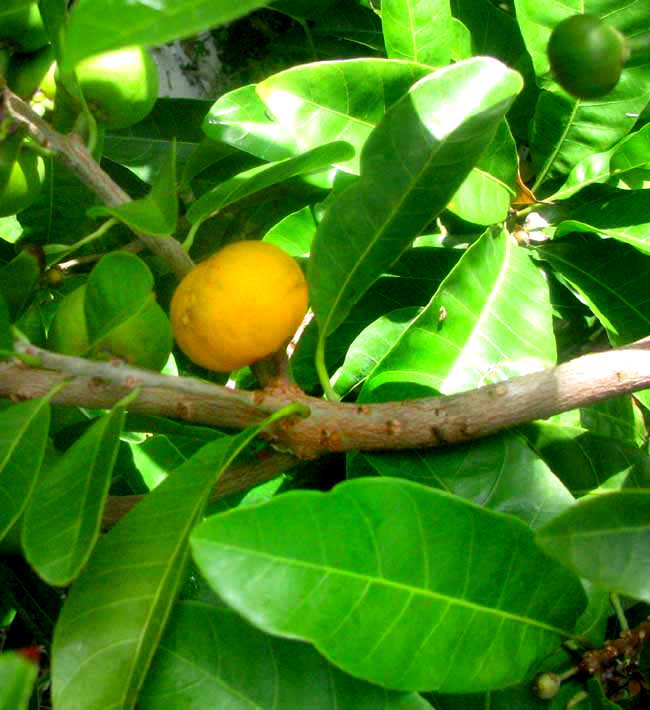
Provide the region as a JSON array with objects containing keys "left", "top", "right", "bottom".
[
  {"left": 4, "top": 338, "right": 650, "bottom": 460},
  {"left": 1, "top": 88, "right": 194, "bottom": 279}
]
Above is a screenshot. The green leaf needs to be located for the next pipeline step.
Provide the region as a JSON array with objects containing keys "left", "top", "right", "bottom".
[
  {"left": 309, "top": 57, "right": 523, "bottom": 343},
  {"left": 186, "top": 142, "right": 353, "bottom": 227},
  {"left": 382, "top": 0, "right": 453, "bottom": 67},
  {"left": 0, "top": 250, "right": 41, "bottom": 320},
  {"left": 355, "top": 432, "right": 574, "bottom": 529},
  {"left": 0, "top": 397, "right": 51, "bottom": 542},
  {"left": 515, "top": 1, "right": 650, "bottom": 186},
  {"left": 263, "top": 205, "right": 318, "bottom": 256},
  {"left": 360, "top": 229, "right": 555, "bottom": 403},
  {"left": 203, "top": 84, "right": 297, "bottom": 163},
  {"left": 22, "top": 405, "right": 126, "bottom": 586},
  {"left": 191, "top": 478, "right": 587, "bottom": 693},
  {"left": 63, "top": 0, "right": 274, "bottom": 68},
  {"left": 141, "top": 601, "right": 432, "bottom": 709},
  {"left": 90, "top": 143, "right": 178, "bottom": 235},
  {"left": 554, "top": 186, "right": 650, "bottom": 256},
  {"left": 0, "top": 293, "right": 11, "bottom": 352},
  {"left": 548, "top": 150, "right": 615, "bottom": 201},
  {"left": 52, "top": 406, "right": 301, "bottom": 709},
  {"left": 447, "top": 120, "right": 517, "bottom": 225},
  {"left": 257, "top": 58, "right": 433, "bottom": 175},
  {"left": 536, "top": 490, "right": 650, "bottom": 602},
  {"left": 538, "top": 233, "right": 650, "bottom": 345},
  {"left": 0, "top": 651, "right": 38, "bottom": 710},
  {"left": 524, "top": 420, "right": 650, "bottom": 497},
  {"left": 84, "top": 252, "right": 154, "bottom": 346}
]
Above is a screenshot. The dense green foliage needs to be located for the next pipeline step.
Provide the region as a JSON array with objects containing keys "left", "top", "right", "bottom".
[{"left": 1, "top": 1, "right": 650, "bottom": 708}]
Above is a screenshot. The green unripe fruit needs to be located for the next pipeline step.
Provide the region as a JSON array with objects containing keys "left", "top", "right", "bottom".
[
  {"left": 0, "top": 148, "right": 45, "bottom": 217},
  {"left": 7, "top": 45, "right": 55, "bottom": 99},
  {"left": 76, "top": 46, "right": 159, "bottom": 130},
  {"left": 548, "top": 14, "right": 629, "bottom": 99},
  {"left": 0, "top": 2, "right": 49, "bottom": 53}
]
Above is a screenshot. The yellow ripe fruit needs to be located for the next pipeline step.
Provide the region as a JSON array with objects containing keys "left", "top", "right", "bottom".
[{"left": 170, "top": 241, "right": 309, "bottom": 372}]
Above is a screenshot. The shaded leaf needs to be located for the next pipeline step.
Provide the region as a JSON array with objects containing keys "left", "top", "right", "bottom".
[
  {"left": 263, "top": 205, "right": 318, "bottom": 256},
  {"left": 22, "top": 405, "right": 126, "bottom": 586},
  {"left": 0, "top": 651, "right": 38, "bottom": 710},
  {"left": 538, "top": 233, "right": 650, "bottom": 345},
  {"left": 0, "top": 397, "right": 51, "bottom": 542},
  {"left": 0, "top": 293, "right": 11, "bottom": 352},
  {"left": 192, "top": 477, "right": 586, "bottom": 693},
  {"left": 536, "top": 490, "right": 650, "bottom": 602},
  {"left": 355, "top": 432, "right": 574, "bottom": 529},
  {"left": 141, "top": 601, "right": 432, "bottom": 709}
]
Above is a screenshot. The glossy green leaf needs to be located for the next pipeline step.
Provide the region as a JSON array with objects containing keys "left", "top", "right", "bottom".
[
  {"left": 538, "top": 233, "right": 650, "bottom": 345},
  {"left": 536, "top": 490, "right": 650, "bottom": 602},
  {"left": 192, "top": 478, "right": 586, "bottom": 693},
  {"left": 0, "top": 651, "right": 38, "bottom": 710},
  {"left": 263, "top": 205, "right": 318, "bottom": 256},
  {"left": 360, "top": 229, "right": 555, "bottom": 403},
  {"left": 382, "top": 0, "right": 452, "bottom": 67},
  {"left": 186, "top": 142, "right": 353, "bottom": 227},
  {"left": 22, "top": 405, "right": 126, "bottom": 586},
  {"left": 524, "top": 420, "right": 650, "bottom": 497},
  {"left": 548, "top": 149, "right": 614, "bottom": 201},
  {"left": 52, "top": 406, "right": 300, "bottom": 710},
  {"left": 64, "top": 0, "right": 273, "bottom": 68},
  {"left": 554, "top": 186, "right": 650, "bottom": 256},
  {"left": 203, "top": 84, "right": 297, "bottom": 162},
  {"left": 515, "top": 1, "right": 650, "bottom": 186},
  {"left": 258, "top": 59, "right": 432, "bottom": 175},
  {"left": 355, "top": 432, "right": 574, "bottom": 529},
  {"left": 140, "top": 601, "right": 432, "bottom": 709},
  {"left": 309, "top": 57, "right": 523, "bottom": 342},
  {"left": 84, "top": 252, "right": 154, "bottom": 345},
  {"left": 90, "top": 143, "right": 178, "bottom": 235},
  {"left": 0, "top": 397, "right": 51, "bottom": 542},
  {"left": 447, "top": 120, "right": 517, "bottom": 224}
]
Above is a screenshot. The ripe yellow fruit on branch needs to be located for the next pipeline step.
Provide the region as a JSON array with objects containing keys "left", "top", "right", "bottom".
[{"left": 170, "top": 241, "right": 309, "bottom": 372}]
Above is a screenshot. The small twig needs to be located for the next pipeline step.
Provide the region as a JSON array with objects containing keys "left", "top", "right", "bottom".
[{"left": 2, "top": 88, "right": 194, "bottom": 280}]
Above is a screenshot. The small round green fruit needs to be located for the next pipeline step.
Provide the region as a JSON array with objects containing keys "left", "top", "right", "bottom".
[
  {"left": 0, "top": 147, "right": 45, "bottom": 217},
  {"left": 548, "top": 14, "right": 629, "bottom": 99},
  {"left": 76, "top": 46, "right": 159, "bottom": 130},
  {"left": 0, "top": 2, "right": 49, "bottom": 53}
]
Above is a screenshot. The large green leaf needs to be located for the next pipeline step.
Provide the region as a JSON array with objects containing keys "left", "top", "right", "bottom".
[
  {"left": 0, "top": 651, "right": 38, "bottom": 710},
  {"left": 52, "top": 406, "right": 302, "bottom": 709},
  {"left": 360, "top": 229, "right": 555, "bottom": 403},
  {"left": 257, "top": 58, "right": 433, "bottom": 174},
  {"left": 536, "top": 490, "right": 650, "bottom": 602},
  {"left": 309, "top": 57, "right": 523, "bottom": 343},
  {"left": 515, "top": 1, "right": 650, "bottom": 187},
  {"left": 140, "top": 601, "right": 432, "bottom": 709},
  {"left": 186, "top": 142, "right": 353, "bottom": 227},
  {"left": 382, "top": 0, "right": 453, "bottom": 67},
  {"left": 554, "top": 186, "right": 650, "bottom": 256},
  {"left": 192, "top": 478, "right": 586, "bottom": 693},
  {"left": 538, "top": 233, "right": 650, "bottom": 345},
  {"left": 355, "top": 432, "right": 574, "bottom": 529},
  {"left": 22, "top": 405, "right": 125, "bottom": 586},
  {"left": 0, "top": 397, "right": 51, "bottom": 542},
  {"left": 63, "top": 0, "right": 273, "bottom": 67}
]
